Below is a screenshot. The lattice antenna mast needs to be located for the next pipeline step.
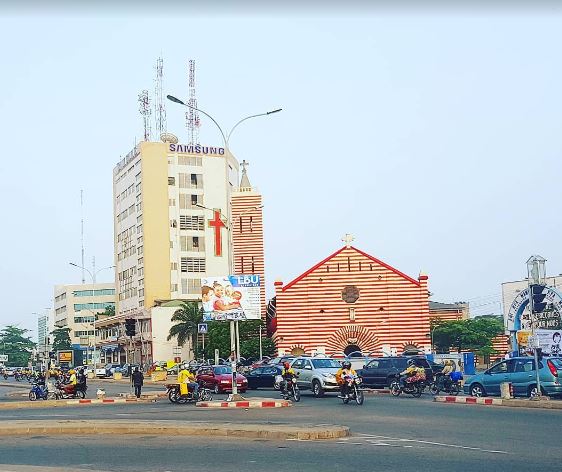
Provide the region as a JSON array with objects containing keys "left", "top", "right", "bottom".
[
  {"left": 154, "top": 57, "right": 167, "bottom": 137},
  {"left": 186, "top": 59, "right": 200, "bottom": 145},
  {"left": 138, "top": 90, "right": 152, "bottom": 141}
]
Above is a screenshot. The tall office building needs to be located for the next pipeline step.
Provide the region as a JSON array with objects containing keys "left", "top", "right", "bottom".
[
  {"left": 113, "top": 137, "right": 240, "bottom": 316},
  {"left": 53, "top": 283, "right": 116, "bottom": 360}
]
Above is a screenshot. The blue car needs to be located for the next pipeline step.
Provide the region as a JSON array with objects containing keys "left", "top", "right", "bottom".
[{"left": 464, "top": 357, "right": 562, "bottom": 398}]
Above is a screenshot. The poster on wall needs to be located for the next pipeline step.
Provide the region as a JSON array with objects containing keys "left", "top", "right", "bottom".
[
  {"left": 201, "top": 275, "right": 261, "bottom": 321},
  {"left": 536, "top": 329, "right": 562, "bottom": 356}
]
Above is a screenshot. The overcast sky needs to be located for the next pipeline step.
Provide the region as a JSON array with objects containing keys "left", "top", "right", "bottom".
[{"left": 1, "top": 2, "right": 561, "bottom": 337}]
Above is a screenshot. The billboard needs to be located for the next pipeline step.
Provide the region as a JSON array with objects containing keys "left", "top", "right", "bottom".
[
  {"left": 201, "top": 275, "right": 261, "bottom": 321},
  {"left": 57, "top": 350, "right": 73, "bottom": 365},
  {"left": 536, "top": 329, "right": 562, "bottom": 356}
]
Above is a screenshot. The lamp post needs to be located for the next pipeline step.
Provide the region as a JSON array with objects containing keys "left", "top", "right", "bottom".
[
  {"left": 168, "top": 95, "right": 280, "bottom": 399},
  {"left": 69, "top": 262, "right": 115, "bottom": 367}
]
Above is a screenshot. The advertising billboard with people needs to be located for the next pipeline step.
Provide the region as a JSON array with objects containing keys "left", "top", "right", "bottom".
[{"left": 201, "top": 275, "right": 261, "bottom": 321}]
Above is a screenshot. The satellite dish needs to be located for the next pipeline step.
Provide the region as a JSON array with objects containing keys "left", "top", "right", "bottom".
[{"left": 160, "top": 133, "right": 178, "bottom": 144}]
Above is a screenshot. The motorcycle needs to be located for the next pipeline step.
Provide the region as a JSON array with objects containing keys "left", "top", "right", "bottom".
[
  {"left": 430, "top": 372, "right": 462, "bottom": 396},
  {"left": 166, "top": 382, "right": 212, "bottom": 404},
  {"left": 14, "top": 371, "right": 23, "bottom": 382},
  {"left": 29, "top": 382, "right": 56, "bottom": 401},
  {"left": 340, "top": 375, "right": 364, "bottom": 405},
  {"left": 54, "top": 381, "right": 87, "bottom": 399},
  {"left": 390, "top": 374, "right": 423, "bottom": 398},
  {"left": 281, "top": 377, "right": 301, "bottom": 402}
]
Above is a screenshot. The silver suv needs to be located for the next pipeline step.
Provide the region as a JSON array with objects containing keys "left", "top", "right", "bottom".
[{"left": 291, "top": 357, "right": 342, "bottom": 397}]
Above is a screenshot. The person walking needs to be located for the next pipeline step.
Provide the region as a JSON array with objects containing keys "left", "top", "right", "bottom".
[{"left": 131, "top": 367, "right": 144, "bottom": 398}]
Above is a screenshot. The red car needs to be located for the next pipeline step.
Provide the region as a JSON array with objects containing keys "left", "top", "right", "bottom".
[{"left": 196, "top": 365, "right": 248, "bottom": 394}]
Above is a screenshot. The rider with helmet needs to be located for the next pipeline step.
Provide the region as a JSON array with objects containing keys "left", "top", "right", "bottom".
[
  {"left": 280, "top": 361, "right": 296, "bottom": 396},
  {"left": 178, "top": 364, "right": 199, "bottom": 397},
  {"left": 336, "top": 361, "right": 357, "bottom": 399},
  {"left": 63, "top": 369, "right": 77, "bottom": 394},
  {"left": 399, "top": 359, "right": 418, "bottom": 388}
]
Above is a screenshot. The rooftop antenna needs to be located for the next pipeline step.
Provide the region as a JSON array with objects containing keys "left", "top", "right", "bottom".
[
  {"left": 138, "top": 90, "right": 152, "bottom": 141},
  {"left": 186, "top": 59, "right": 200, "bottom": 144},
  {"left": 80, "top": 189, "right": 85, "bottom": 284},
  {"left": 154, "top": 56, "right": 167, "bottom": 137}
]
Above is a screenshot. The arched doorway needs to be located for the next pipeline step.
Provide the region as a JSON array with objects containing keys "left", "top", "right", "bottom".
[
  {"left": 344, "top": 344, "right": 362, "bottom": 356},
  {"left": 291, "top": 346, "right": 305, "bottom": 356}
]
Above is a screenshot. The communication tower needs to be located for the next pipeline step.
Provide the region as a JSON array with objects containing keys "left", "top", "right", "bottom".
[
  {"left": 186, "top": 59, "right": 200, "bottom": 144},
  {"left": 154, "top": 56, "right": 167, "bottom": 137},
  {"left": 138, "top": 90, "right": 152, "bottom": 141}
]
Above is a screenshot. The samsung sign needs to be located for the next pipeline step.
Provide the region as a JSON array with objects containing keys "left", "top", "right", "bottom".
[{"left": 169, "top": 143, "right": 225, "bottom": 156}]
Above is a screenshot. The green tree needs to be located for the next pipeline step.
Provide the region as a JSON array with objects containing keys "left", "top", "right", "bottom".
[
  {"left": 100, "top": 304, "right": 115, "bottom": 318},
  {"left": 201, "top": 320, "right": 274, "bottom": 360},
  {"left": 0, "top": 325, "right": 36, "bottom": 367},
  {"left": 51, "top": 327, "right": 72, "bottom": 352},
  {"left": 432, "top": 316, "right": 504, "bottom": 354},
  {"left": 167, "top": 302, "right": 202, "bottom": 349}
]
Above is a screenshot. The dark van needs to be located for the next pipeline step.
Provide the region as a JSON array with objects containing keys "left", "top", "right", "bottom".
[{"left": 357, "top": 356, "right": 434, "bottom": 388}]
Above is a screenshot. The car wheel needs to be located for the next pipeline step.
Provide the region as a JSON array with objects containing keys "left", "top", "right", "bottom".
[
  {"left": 213, "top": 384, "right": 221, "bottom": 394},
  {"left": 312, "top": 380, "right": 324, "bottom": 398},
  {"left": 469, "top": 383, "right": 485, "bottom": 397},
  {"left": 390, "top": 381, "right": 401, "bottom": 396},
  {"left": 28, "top": 391, "right": 37, "bottom": 401}
]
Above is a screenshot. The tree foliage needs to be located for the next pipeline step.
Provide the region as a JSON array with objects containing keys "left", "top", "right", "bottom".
[
  {"left": 199, "top": 320, "right": 275, "bottom": 360},
  {"left": 0, "top": 325, "right": 36, "bottom": 367},
  {"left": 167, "top": 302, "right": 202, "bottom": 348},
  {"left": 432, "top": 315, "right": 504, "bottom": 354},
  {"left": 51, "top": 327, "right": 72, "bottom": 352}
]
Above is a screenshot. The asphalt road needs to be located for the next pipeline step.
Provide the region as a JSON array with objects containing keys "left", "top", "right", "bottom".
[{"left": 0, "top": 388, "right": 560, "bottom": 471}]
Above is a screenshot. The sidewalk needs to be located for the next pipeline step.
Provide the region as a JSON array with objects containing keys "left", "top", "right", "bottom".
[
  {"left": 0, "top": 420, "right": 350, "bottom": 440},
  {"left": 434, "top": 395, "right": 562, "bottom": 409},
  {"left": 0, "top": 397, "right": 154, "bottom": 410}
]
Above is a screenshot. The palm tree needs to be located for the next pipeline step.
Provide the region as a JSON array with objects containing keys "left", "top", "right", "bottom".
[{"left": 167, "top": 302, "right": 202, "bottom": 351}]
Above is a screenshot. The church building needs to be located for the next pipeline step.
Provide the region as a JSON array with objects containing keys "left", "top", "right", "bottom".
[{"left": 271, "top": 236, "right": 431, "bottom": 357}]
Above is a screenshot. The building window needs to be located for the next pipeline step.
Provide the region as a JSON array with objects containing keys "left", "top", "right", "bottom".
[
  {"left": 179, "top": 193, "right": 203, "bottom": 209},
  {"left": 180, "top": 235, "right": 205, "bottom": 251},
  {"left": 181, "top": 278, "right": 202, "bottom": 294},
  {"left": 171, "top": 283, "right": 178, "bottom": 292},
  {"left": 168, "top": 177, "right": 175, "bottom": 185},
  {"left": 179, "top": 215, "right": 204, "bottom": 231},
  {"left": 342, "top": 286, "right": 360, "bottom": 304},
  {"left": 171, "top": 262, "right": 178, "bottom": 270},
  {"left": 169, "top": 198, "right": 176, "bottom": 206},
  {"left": 349, "top": 308, "right": 356, "bottom": 322},
  {"left": 180, "top": 257, "right": 206, "bottom": 273}
]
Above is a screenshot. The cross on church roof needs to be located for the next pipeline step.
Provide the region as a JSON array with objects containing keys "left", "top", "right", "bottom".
[
  {"left": 342, "top": 233, "right": 354, "bottom": 248},
  {"left": 240, "top": 160, "right": 250, "bottom": 172}
]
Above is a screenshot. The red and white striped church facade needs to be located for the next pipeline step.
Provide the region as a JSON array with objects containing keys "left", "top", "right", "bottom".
[{"left": 272, "top": 241, "right": 431, "bottom": 357}]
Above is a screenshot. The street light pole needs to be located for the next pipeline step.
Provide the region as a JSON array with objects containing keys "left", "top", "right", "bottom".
[
  {"left": 69, "top": 262, "right": 115, "bottom": 367},
  {"left": 168, "top": 94, "right": 279, "bottom": 400}
]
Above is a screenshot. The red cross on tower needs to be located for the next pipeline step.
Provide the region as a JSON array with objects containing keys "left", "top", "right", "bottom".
[{"left": 208, "top": 209, "right": 226, "bottom": 256}]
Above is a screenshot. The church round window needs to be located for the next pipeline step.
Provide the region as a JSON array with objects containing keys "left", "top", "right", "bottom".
[{"left": 342, "top": 285, "right": 360, "bottom": 304}]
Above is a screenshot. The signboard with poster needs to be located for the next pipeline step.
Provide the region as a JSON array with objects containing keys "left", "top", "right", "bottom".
[
  {"left": 536, "top": 329, "right": 562, "bottom": 356},
  {"left": 201, "top": 275, "right": 261, "bottom": 321},
  {"left": 57, "top": 350, "right": 73, "bottom": 366}
]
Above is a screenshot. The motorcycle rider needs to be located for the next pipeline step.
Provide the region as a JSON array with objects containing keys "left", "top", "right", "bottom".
[
  {"left": 437, "top": 360, "right": 455, "bottom": 390},
  {"left": 63, "top": 369, "right": 77, "bottom": 395},
  {"left": 336, "top": 361, "right": 357, "bottom": 399},
  {"left": 76, "top": 368, "right": 87, "bottom": 393},
  {"left": 399, "top": 359, "right": 418, "bottom": 388},
  {"left": 280, "top": 361, "right": 296, "bottom": 397},
  {"left": 178, "top": 364, "right": 199, "bottom": 398}
]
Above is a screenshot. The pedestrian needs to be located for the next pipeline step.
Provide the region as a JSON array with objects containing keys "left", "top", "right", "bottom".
[{"left": 131, "top": 366, "right": 144, "bottom": 398}]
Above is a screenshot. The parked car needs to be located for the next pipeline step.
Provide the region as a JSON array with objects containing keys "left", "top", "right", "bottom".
[
  {"left": 120, "top": 364, "right": 140, "bottom": 377},
  {"left": 266, "top": 356, "right": 296, "bottom": 367},
  {"left": 196, "top": 365, "right": 248, "bottom": 394},
  {"left": 343, "top": 352, "right": 374, "bottom": 371},
  {"left": 464, "top": 357, "right": 562, "bottom": 398},
  {"left": 96, "top": 363, "right": 122, "bottom": 378},
  {"left": 357, "top": 356, "right": 434, "bottom": 388},
  {"left": 246, "top": 365, "right": 283, "bottom": 390},
  {"left": 290, "top": 357, "right": 342, "bottom": 397},
  {"left": 250, "top": 357, "right": 272, "bottom": 370}
]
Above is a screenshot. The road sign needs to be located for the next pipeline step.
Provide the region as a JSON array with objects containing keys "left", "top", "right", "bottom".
[
  {"left": 0, "top": 354, "right": 8, "bottom": 362},
  {"left": 198, "top": 323, "right": 208, "bottom": 334},
  {"left": 528, "top": 335, "right": 540, "bottom": 349}
]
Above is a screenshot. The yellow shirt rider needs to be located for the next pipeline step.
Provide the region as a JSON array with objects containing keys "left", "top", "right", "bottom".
[{"left": 336, "top": 361, "right": 357, "bottom": 398}]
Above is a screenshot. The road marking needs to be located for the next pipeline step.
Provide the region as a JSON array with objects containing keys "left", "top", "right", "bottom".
[{"left": 356, "top": 433, "right": 508, "bottom": 454}]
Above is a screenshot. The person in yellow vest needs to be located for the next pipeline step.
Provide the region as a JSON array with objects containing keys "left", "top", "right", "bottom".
[
  {"left": 178, "top": 365, "right": 199, "bottom": 397},
  {"left": 63, "top": 369, "right": 77, "bottom": 395}
]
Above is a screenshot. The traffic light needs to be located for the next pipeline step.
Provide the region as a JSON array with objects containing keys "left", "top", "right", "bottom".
[
  {"left": 536, "top": 348, "right": 543, "bottom": 361},
  {"left": 531, "top": 284, "right": 547, "bottom": 313},
  {"left": 125, "top": 319, "right": 136, "bottom": 337}
]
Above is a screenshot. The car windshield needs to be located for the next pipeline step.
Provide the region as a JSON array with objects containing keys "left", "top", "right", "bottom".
[
  {"left": 213, "top": 366, "right": 232, "bottom": 375},
  {"left": 311, "top": 359, "right": 341, "bottom": 369}
]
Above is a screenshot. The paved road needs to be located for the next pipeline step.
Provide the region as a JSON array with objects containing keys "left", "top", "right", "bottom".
[{"left": 0, "top": 388, "right": 560, "bottom": 471}]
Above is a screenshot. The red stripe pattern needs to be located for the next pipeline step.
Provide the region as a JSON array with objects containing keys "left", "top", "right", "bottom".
[{"left": 274, "top": 246, "right": 431, "bottom": 356}]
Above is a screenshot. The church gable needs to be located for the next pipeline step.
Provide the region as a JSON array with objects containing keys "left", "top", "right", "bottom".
[{"left": 282, "top": 246, "right": 420, "bottom": 292}]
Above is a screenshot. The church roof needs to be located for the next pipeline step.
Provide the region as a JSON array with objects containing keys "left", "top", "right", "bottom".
[
  {"left": 282, "top": 245, "right": 422, "bottom": 292},
  {"left": 240, "top": 166, "right": 251, "bottom": 188}
]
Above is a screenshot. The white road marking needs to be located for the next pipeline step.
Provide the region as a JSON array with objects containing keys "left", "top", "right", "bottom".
[{"left": 356, "top": 433, "right": 508, "bottom": 454}]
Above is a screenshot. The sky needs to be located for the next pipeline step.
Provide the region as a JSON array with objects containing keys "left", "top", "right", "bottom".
[{"left": 1, "top": 2, "right": 561, "bottom": 338}]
